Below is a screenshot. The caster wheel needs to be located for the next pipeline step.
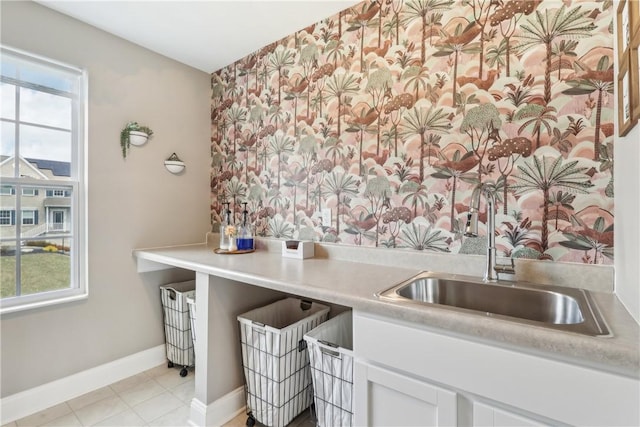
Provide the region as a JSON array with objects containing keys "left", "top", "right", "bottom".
[
  {"left": 180, "top": 367, "right": 188, "bottom": 377},
  {"left": 168, "top": 361, "right": 174, "bottom": 368},
  {"left": 246, "top": 415, "right": 255, "bottom": 427}
]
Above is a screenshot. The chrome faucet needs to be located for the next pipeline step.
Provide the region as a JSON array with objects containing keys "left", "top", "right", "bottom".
[{"left": 464, "top": 181, "right": 515, "bottom": 282}]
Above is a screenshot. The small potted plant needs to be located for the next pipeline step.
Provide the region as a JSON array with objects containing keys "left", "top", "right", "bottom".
[{"left": 120, "top": 121, "right": 153, "bottom": 158}]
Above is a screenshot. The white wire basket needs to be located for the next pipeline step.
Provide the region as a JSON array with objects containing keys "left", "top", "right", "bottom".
[
  {"left": 186, "top": 296, "right": 196, "bottom": 344},
  {"left": 160, "top": 280, "right": 195, "bottom": 376},
  {"left": 304, "top": 311, "right": 353, "bottom": 427},
  {"left": 238, "top": 298, "right": 330, "bottom": 427}
]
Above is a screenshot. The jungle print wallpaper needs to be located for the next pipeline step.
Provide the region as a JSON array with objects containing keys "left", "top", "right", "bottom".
[{"left": 210, "top": 0, "right": 615, "bottom": 265}]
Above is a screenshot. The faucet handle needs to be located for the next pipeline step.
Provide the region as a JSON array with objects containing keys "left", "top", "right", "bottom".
[{"left": 494, "top": 258, "right": 516, "bottom": 276}]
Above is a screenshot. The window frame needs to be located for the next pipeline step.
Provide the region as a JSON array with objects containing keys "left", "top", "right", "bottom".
[
  {"left": 21, "top": 209, "right": 37, "bottom": 225},
  {"left": 0, "top": 46, "right": 88, "bottom": 314}
]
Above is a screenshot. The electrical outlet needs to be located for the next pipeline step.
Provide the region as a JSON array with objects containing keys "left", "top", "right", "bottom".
[{"left": 321, "top": 208, "right": 332, "bottom": 227}]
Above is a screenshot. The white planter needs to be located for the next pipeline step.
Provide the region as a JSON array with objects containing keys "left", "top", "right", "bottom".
[
  {"left": 164, "top": 160, "right": 186, "bottom": 174},
  {"left": 128, "top": 131, "right": 149, "bottom": 146}
]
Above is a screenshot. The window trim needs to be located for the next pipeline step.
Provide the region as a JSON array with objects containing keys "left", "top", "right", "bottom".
[
  {"left": 0, "top": 45, "right": 88, "bottom": 314},
  {"left": 21, "top": 208, "right": 38, "bottom": 225}
]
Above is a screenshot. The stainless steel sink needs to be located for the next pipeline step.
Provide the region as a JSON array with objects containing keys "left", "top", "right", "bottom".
[{"left": 376, "top": 272, "right": 610, "bottom": 336}]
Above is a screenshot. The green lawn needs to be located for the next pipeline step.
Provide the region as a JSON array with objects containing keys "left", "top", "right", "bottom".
[{"left": 1, "top": 252, "right": 71, "bottom": 298}]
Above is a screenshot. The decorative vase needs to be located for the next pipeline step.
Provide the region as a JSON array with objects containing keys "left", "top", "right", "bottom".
[{"left": 228, "top": 238, "right": 238, "bottom": 252}]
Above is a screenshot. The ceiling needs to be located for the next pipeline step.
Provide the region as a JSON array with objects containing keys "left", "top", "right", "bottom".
[{"left": 36, "top": 1, "right": 360, "bottom": 74}]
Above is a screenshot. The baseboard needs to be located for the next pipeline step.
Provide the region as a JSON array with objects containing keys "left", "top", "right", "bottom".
[
  {"left": 189, "top": 386, "right": 245, "bottom": 427},
  {"left": 1, "top": 344, "right": 166, "bottom": 425}
]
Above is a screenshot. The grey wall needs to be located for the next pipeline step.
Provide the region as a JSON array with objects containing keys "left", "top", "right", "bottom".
[{"left": 1, "top": 1, "right": 211, "bottom": 396}]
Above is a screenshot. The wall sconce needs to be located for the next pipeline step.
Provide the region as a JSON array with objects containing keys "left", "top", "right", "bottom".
[{"left": 164, "top": 153, "right": 185, "bottom": 174}]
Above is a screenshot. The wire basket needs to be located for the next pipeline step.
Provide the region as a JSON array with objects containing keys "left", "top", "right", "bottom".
[
  {"left": 238, "top": 298, "right": 330, "bottom": 427},
  {"left": 186, "top": 296, "right": 196, "bottom": 344},
  {"left": 160, "top": 280, "right": 195, "bottom": 376},
  {"left": 304, "top": 311, "right": 353, "bottom": 427}
]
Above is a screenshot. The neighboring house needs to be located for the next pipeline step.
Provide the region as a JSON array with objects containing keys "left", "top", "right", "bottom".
[{"left": 0, "top": 156, "right": 71, "bottom": 242}]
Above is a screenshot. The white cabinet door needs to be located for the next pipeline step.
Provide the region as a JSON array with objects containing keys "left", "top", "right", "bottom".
[
  {"left": 354, "top": 360, "right": 457, "bottom": 427},
  {"left": 473, "top": 401, "right": 553, "bottom": 427}
]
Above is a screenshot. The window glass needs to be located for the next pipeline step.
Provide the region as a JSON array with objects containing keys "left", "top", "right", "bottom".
[
  {"left": 0, "top": 46, "right": 85, "bottom": 312},
  {"left": 0, "top": 210, "right": 12, "bottom": 225},
  {"left": 1, "top": 122, "right": 15, "bottom": 168},
  {"left": 1, "top": 83, "right": 15, "bottom": 120},
  {"left": 20, "top": 87, "right": 72, "bottom": 129},
  {"left": 0, "top": 58, "right": 18, "bottom": 80},
  {"left": 18, "top": 238, "right": 72, "bottom": 297},
  {"left": 0, "top": 186, "right": 16, "bottom": 232},
  {"left": 22, "top": 210, "right": 35, "bottom": 225},
  {"left": 19, "top": 124, "right": 71, "bottom": 164}
]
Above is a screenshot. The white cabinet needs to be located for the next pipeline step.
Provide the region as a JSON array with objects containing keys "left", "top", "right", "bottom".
[
  {"left": 472, "top": 401, "right": 552, "bottom": 427},
  {"left": 354, "top": 360, "right": 457, "bottom": 426},
  {"left": 353, "top": 310, "right": 640, "bottom": 427}
]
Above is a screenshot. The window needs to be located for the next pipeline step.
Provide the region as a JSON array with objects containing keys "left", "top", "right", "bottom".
[
  {"left": 21, "top": 210, "right": 38, "bottom": 225},
  {"left": 0, "top": 46, "right": 87, "bottom": 313},
  {"left": 48, "top": 189, "right": 67, "bottom": 197},
  {"left": 0, "top": 210, "right": 12, "bottom": 226}
]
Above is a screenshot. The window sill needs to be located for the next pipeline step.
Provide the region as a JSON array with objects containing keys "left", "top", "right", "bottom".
[{"left": 0, "top": 291, "right": 88, "bottom": 315}]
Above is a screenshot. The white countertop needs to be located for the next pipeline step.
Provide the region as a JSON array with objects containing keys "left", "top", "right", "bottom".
[{"left": 134, "top": 237, "right": 639, "bottom": 379}]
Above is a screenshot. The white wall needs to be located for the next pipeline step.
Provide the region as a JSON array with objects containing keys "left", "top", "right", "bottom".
[
  {"left": 615, "top": 124, "right": 640, "bottom": 323},
  {"left": 613, "top": 3, "right": 640, "bottom": 324},
  {"left": 0, "top": 1, "right": 211, "bottom": 396}
]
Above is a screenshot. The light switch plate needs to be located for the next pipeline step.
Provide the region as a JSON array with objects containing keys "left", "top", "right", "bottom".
[{"left": 321, "top": 208, "right": 331, "bottom": 227}]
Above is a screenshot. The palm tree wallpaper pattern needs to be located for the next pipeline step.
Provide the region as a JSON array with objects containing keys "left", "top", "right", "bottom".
[{"left": 210, "top": 0, "right": 615, "bottom": 265}]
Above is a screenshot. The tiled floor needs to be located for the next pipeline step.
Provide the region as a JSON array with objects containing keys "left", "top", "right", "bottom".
[
  {"left": 4, "top": 364, "right": 193, "bottom": 427},
  {"left": 3, "top": 365, "right": 314, "bottom": 427}
]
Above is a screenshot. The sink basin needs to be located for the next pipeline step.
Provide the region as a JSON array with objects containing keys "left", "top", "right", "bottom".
[{"left": 376, "top": 272, "right": 610, "bottom": 336}]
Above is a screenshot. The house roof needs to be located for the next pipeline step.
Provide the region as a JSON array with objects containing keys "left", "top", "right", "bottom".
[
  {"left": 44, "top": 198, "right": 71, "bottom": 207},
  {"left": 0, "top": 156, "right": 70, "bottom": 179},
  {"left": 24, "top": 158, "right": 70, "bottom": 177}
]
